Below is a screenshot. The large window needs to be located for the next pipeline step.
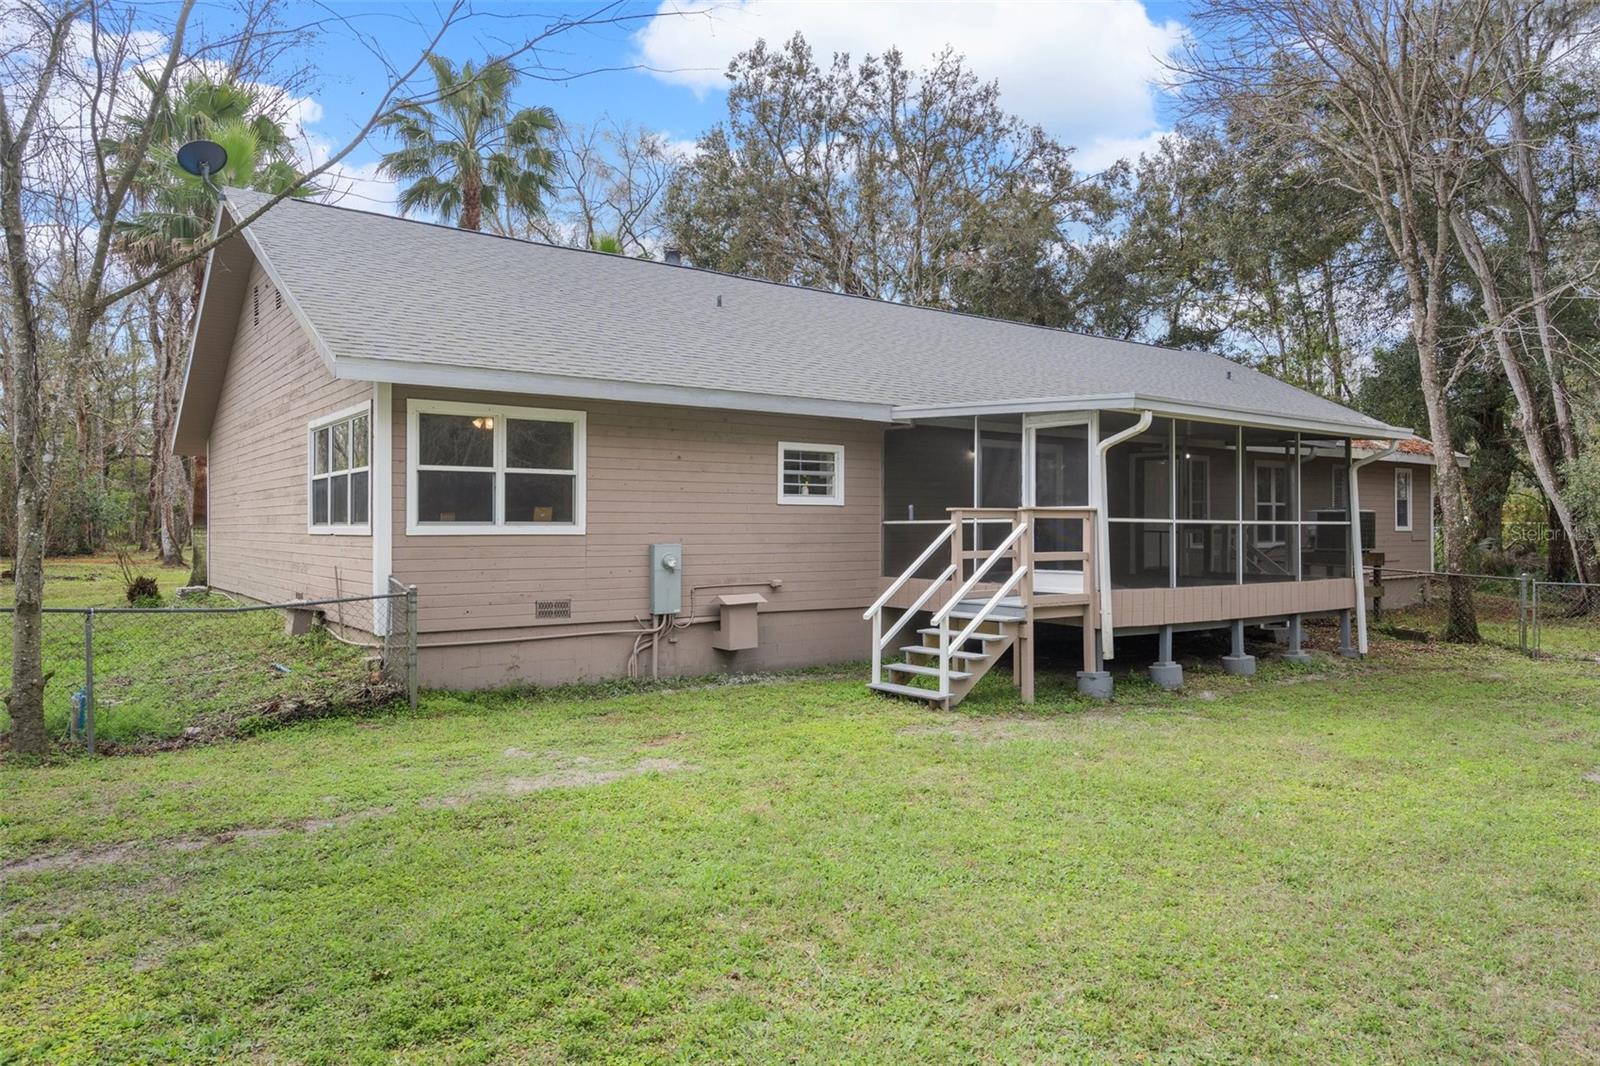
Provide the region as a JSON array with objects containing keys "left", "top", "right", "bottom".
[
  {"left": 309, "top": 404, "right": 370, "bottom": 534},
  {"left": 406, "top": 400, "right": 584, "bottom": 534}
]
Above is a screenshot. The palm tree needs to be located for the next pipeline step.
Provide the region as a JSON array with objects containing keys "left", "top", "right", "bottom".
[{"left": 378, "top": 56, "right": 559, "bottom": 232}]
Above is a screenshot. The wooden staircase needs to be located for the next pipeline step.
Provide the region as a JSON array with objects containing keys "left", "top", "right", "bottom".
[
  {"left": 868, "top": 601, "right": 1022, "bottom": 707},
  {"left": 863, "top": 507, "right": 1098, "bottom": 710}
]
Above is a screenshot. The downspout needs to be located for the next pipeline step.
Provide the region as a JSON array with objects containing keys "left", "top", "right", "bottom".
[
  {"left": 1095, "top": 410, "right": 1153, "bottom": 660},
  {"left": 1350, "top": 440, "right": 1399, "bottom": 655}
]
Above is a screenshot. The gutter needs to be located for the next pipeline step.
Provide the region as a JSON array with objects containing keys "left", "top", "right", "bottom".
[
  {"left": 1094, "top": 410, "right": 1153, "bottom": 660},
  {"left": 1350, "top": 439, "right": 1400, "bottom": 655}
]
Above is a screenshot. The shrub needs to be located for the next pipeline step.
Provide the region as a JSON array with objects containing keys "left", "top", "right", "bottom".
[{"left": 117, "top": 552, "right": 164, "bottom": 607}]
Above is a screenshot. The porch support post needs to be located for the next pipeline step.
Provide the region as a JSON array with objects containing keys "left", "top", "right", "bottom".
[
  {"left": 1281, "top": 613, "right": 1313, "bottom": 665},
  {"left": 1338, "top": 608, "right": 1358, "bottom": 658},
  {"left": 1077, "top": 626, "right": 1112, "bottom": 699},
  {"left": 1149, "top": 624, "right": 1182, "bottom": 690},
  {"left": 1019, "top": 620, "right": 1035, "bottom": 703},
  {"left": 1222, "top": 618, "right": 1256, "bottom": 677}
]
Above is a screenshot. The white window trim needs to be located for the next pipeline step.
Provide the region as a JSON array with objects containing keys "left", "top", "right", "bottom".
[
  {"left": 307, "top": 401, "right": 373, "bottom": 536},
  {"left": 777, "top": 441, "right": 845, "bottom": 506},
  {"left": 405, "top": 398, "right": 586, "bottom": 536},
  {"left": 1395, "top": 467, "right": 1413, "bottom": 532}
]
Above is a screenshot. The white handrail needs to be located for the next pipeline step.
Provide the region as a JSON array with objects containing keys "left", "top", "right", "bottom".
[
  {"left": 863, "top": 522, "right": 957, "bottom": 620},
  {"left": 931, "top": 522, "right": 1030, "bottom": 624},
  {"left": 879, "top": 564, "right": 957, "bottom": 651},
  {"left": 952, "top": 566, "right": 1029, "bottom": 652}
]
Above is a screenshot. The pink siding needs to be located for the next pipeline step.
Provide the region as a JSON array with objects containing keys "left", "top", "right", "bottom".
[
  {"left": 1359, "top": 461, "right": 1432, "bottom": 572},
  {"left": 207, "top": 261, "right": 373, "bottom": 605},
  {"left": 388, "top": 387, "right": 885, "bottom": 655}
]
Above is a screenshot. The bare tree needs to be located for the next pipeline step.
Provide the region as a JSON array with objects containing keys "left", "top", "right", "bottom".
[
  {"left": 532, "top": 117, "right": 680, "bottom": 254},
  {"left": 1180, "top": 0, "right": 1489, "bottom": 641}
]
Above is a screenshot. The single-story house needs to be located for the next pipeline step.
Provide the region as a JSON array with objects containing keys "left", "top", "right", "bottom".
[{"left": 173, "top": 189, "right": 1414, "bottom": 705}]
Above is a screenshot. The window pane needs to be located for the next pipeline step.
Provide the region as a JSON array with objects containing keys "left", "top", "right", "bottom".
[
  {"left": 314, "top": 428, "right": 330, "bottom": 475},
  {"left": 1245, "top": 524, "right": 1296, "bottom": 583},
  {"left": 505, "top": 473, "right": 575, "bottom": 524},
  {"left": 1176, "top": 421, "right": 1237, "bottom": 520},
  {"left": 1103, "top": 413, "right": 1171, "bottom": 520},
  {"left": 330, "top": 473, "right": 349, "bottom": 525},
  {"left": 1177, "top": 524, "right": 1238, "bottom": 586},
  {"left": 417, "top": 469, "right": 494, "bottom": 523},
  {"left": 782, "top": 450, "right": 836, "bottom": 497},
  {"left": 419, "top": 412, "right": 494, "bottom": 468},
  {"left": 883, "top": 421, "right": 973, "bottom": 520},
  {"left": 1108, "top": 521, "right": 1171, "bottom": 589},
  {"left": 506, "top": 418, "right": 573, "bottom": 470},
  {"left": 1302, "top": 523, "right": 1350, "bottom": 579},
  {"left": 311, "top": 477, "right": 328, "bottom": 525},
  {"left": 352, "top": 414, "right": 370, "bottom": 468},
  {"left": 977, "top": 415, "right": 1022, "bottom": 508},
  {"left": 332, "top": 420, "right": 350, "bottom": 472},
  {"left": 350, "top": 470, "right": 369, "bottom": 525}
]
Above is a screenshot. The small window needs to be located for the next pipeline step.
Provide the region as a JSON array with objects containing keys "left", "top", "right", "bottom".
[
  {"left": 778, "top": 442, "right": 844, "bottom": 505},
  {"left": 309, "top": 405, "right": 371, "bottom": 534},
  {"left": 407, "top": 400, "right": 584, "bottom": 534},
  {"left": 1395, "top": 467, "right": 1413, "bottom": 531},
  {"left": 1331, "top": 465, "right": 1348, "bottom": 511}
]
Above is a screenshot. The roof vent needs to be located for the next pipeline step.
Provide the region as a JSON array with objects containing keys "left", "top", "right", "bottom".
[{"left": 663, "top": 247, "right": 682, "bottom": 266}]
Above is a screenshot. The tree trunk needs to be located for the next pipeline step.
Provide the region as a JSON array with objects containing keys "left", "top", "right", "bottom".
[
  {"left": 462, "top": 169, "right": 482, "bottom": 231},
  {"left": 1449, "top": 210, "right": 1593, "bottom": 588},
  {"left": 1, "top": 107, "right": 52, "bottom": 754}
]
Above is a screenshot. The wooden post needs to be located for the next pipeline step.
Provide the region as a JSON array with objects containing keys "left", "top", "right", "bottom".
[{"left": 1018, "top": 507, "right": 1035, "bottom": 703}]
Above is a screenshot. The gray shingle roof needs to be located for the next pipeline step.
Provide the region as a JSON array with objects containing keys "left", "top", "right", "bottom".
[{"left": 223, "top": 188, "right": 1401, "bottom": 435}]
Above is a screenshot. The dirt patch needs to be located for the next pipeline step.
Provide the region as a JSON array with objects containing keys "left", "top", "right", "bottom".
[
  {"left": 1583, "top": 769, "right": 1600, "bottom": 785},
  {"left": 428, "top": 757, "right": 695, "bottom": 809},
  {"left": 1, "top": 808, "right": 390, "bottom": 880}
]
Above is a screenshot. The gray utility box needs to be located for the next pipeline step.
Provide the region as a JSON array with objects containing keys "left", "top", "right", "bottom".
[{"left": 649, "top": 543, "right": 682, "bottom": 615}]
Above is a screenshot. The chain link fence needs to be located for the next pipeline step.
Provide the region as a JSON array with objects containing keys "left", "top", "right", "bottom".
[
  {"left": 1371, "top": 566, "right": 1599, "bottom": 663},
  {"left": 1, "top": 584, "right": 417, "bottom": 753}
]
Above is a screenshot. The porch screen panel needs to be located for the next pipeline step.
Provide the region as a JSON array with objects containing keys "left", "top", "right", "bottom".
[
  {"left": 882, "top": 422, "right": 975, "bottom": 578},
  {"left": 1032, "top": 422, "right": 1089, "bottom": 583},
  {"left": 1299, "top": 437, "right": 1352, "bottom": 579},
  {"left": 1108, "top": 522, "right": 1172, "bottom": 589},
  {"left": 1103, "top": 413, "right": 1172, "bottom": 520}
]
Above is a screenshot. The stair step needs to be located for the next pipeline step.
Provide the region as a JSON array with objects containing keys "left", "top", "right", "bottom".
[
  {"left": 947, "top": 608, "right": 1026, "bottom": 622},
  {"left": 898, "top": 646, "right": 989, "bottom": 661},
  {"left": 917, "top": 628, "right": 1009, "bottom": 643},
  {"left": 869, "top": 680, "right": 947, "bottom": 701},
  {"left": 886, "top": 662, "right": 973, "bottom": 680}
]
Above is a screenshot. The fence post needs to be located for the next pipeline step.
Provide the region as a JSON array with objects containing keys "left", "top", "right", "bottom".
[
  {"left": 405, "top": 585, "right": 419, "bottom": 712},
  {"left": 83, "top": 608, "right": 96, "bottom": 756},
  {"left": 1518, "top": 572, "right": 1530, "bottom": 655}
]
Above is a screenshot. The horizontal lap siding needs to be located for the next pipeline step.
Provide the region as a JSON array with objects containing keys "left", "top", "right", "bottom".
[
  {"left": 1111, "top": 578, "right": 1355, "bottom": 627},
  {"left": 390, "top": 386, "right": 884, "bottom": 636},
  {"left": 208, "top": 261, "right": 372, "bottom": 605},
  {"left": 1360, "top": 462, "right": 1432, "bottom": 572}
]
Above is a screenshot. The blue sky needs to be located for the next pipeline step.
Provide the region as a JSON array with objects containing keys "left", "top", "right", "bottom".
[{"left": 233, "top": 0, "right": 1194, "bottom": 211}]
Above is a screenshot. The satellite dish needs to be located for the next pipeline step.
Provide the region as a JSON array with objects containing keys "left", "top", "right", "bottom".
[{"left": 176, "top": 139, "right": 228, "bottom": 178}]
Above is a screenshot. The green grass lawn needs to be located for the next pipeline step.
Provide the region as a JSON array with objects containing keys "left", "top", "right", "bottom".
[
  {"left": 0, "top": 555, "right": 377, "bottom": 744},
  {"left": 4, "top": 638, "right": 1598, "bottom": 1062}
]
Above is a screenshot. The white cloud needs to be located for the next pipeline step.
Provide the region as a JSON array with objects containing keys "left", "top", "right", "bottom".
[
  {"left": 635, "top": 0, "right": 1184, "bottom": 150},
  {"left": 1075, "top": 128, "right": 1174, "bottom": 173}
]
